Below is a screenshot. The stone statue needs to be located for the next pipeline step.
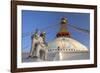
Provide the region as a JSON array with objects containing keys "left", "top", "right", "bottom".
[{"left": 29, "top": 30, "right": 48, "bottom": 60}]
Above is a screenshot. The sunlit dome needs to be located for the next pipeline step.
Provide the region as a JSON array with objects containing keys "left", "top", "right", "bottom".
[
  {"left": 48, "top": 37, "right": 88, "bottom": 52},
  {"left": 47, "top": 37, "right": 88, "bottom": 61}
]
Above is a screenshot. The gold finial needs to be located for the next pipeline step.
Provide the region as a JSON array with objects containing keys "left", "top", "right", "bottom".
[{"left": 61, "top": 17, "right": 67, "bottom": 24}]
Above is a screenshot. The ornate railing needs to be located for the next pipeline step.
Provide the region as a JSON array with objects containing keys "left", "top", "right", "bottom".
[{"left": 48, "top": 48, "right": 88, "bottom": 53}]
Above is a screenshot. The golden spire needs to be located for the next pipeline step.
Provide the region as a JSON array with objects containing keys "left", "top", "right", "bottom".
[
  {"left": 61, "top": 17, "right": 67, "bottom": 24},
  {"left": 60, "top": 17, "right": 68, "bottom": 32},
  {"left": 56, "top": 17, "right": 70, "bottom": 37}
]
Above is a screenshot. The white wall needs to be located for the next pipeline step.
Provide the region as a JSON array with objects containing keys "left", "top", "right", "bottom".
[{"left": 0, "top": 0, "right": 99, "bottom": 73}]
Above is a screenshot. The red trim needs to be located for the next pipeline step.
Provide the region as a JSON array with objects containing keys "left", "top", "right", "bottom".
[{"left": 56, "top": 32, "right": 70, "bottom": 37}]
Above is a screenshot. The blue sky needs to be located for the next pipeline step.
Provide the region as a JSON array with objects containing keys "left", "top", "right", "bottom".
[{"left": 22, "top": 10, "right": 90, "bottom": 52}]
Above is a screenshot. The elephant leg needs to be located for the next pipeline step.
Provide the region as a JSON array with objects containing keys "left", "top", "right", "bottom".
[
  {"left": 35, "top": 45, "right": 40, "bottom": 58},
  {"left": 42, "top": 51, "right": 46, "bottom": 60},
  {"left": 29, "top": 45, "right": 34, "bottom": 57},
  {"left": 43, "top": 52, "right": 46, "bottom": 60}
]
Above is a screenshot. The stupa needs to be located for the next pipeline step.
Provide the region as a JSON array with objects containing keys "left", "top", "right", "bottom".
[{"left": 47, "top": 18, "right": 89, "bottom": 61}]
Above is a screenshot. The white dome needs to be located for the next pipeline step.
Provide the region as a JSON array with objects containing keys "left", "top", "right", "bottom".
[{"left": 48, "top": 37, "right": 88, "bottom": 52}]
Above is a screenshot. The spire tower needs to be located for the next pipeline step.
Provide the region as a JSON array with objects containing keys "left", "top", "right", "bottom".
[{"left": 56, "top": 17, "right": 70, "bottom": 37}]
